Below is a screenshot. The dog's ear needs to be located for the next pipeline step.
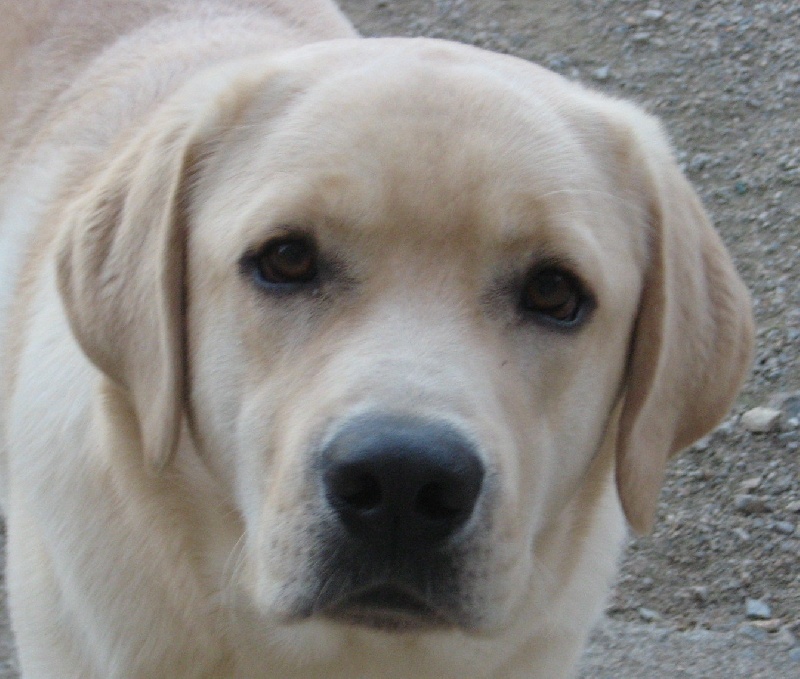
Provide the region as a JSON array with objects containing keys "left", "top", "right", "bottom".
[
  {"left": 611, "top": 108, "right": 754, "bottom": 534},
  {"left": 56, "top": 108, "right": 207, "bottom": 471},
  {"left": 55, "top": 66, "right": 270, "bottom": 471}
]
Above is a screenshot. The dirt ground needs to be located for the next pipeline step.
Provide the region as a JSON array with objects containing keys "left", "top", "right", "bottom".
[{"left": 1, "top": 0, "right": 798, "bottom": 677}]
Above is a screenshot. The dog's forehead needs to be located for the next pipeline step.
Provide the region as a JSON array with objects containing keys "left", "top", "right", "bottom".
[{"left": 196, "top": 40, "right": 645, "bottom": 278}]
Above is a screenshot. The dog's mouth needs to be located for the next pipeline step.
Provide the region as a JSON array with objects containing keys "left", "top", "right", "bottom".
[{"left": 323, "top": 584, "right": 454, "bottom": 632}]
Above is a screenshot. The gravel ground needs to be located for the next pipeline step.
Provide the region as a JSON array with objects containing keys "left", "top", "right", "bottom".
[{"left": 1, "top": 0, "right": 797, "bottom": 676}]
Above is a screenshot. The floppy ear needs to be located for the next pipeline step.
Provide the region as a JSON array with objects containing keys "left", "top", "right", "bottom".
[
  {"left": 55, "top": 106, "right": 209, "bottom": 470},
  {"left": 56, "top": 62, "right": 305, "bottom": 470},
  {"left": 614, "top": 112, "right": 755, "bottom": 534}
]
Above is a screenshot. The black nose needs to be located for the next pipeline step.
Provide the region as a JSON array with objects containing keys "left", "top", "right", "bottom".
[{"left": 321, "top": 414, "right": 485, "bottom": 547}]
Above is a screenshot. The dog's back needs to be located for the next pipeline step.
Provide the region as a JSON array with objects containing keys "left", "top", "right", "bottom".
[{"left": 0, "top": 0, "right": 356, "bottom": 168}]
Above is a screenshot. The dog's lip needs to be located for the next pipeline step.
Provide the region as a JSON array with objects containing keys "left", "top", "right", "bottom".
[{"left": 322, "top": 583, "right": 454, "bottom": 631}]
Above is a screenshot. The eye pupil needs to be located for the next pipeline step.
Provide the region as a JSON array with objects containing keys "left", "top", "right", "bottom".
[
  {"left": 255, "top": 237, "right": 317, "bottom": 285},
  {"left": 533, "top": 273, "right": 568, "bottom": 301},
  {"left": 522, "top": 267, "right": 583, "bottom": 324}
]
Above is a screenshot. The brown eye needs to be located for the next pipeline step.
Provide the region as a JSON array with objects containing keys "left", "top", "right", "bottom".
[
  {"left": 254, "top": 237, "right": 318, "bottom": 285},
  {"left": 521, "top": 267, "right": 586, "bottom": 324}
]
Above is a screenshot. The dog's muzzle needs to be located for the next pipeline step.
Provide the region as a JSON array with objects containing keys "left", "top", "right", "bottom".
[{"left": 309, "top": 413, "right": 487, "bottom": 630}]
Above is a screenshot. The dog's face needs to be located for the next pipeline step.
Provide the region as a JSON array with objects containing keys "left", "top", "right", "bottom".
[
  {"left": 186, "top": 43, "right": 644, "bottom": 632},
  {"left": 57, "top": 39, "right": 753, "bottom": 637}
]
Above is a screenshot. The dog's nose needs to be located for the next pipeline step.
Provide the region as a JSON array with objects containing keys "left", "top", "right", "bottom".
[{"left": 322, "top": 415, "right": 485, "bottom": 546}]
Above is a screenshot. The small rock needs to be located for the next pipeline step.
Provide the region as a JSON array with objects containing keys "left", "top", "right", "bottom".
[
  {"left": 746, "top": 598, "right": 773, "bottom": 620},
  {"left": 733, "top": 527, "right": 751, "bottom": 541},
  {"left": 591, "top": 66, "right": 611, "bottom": 81},
  {"left": 631, "top": 31, "right": 652, "bottom": 43},
  {"left": 770, "top": 392, "right": 800, "bottom": 420},
  {"left": 690, "top": 585, "right": 710, "bottom": 603},
  {"left": 741, "top": 477, "right": 762, "bottom": 491},
  {"left": 741, "top": 407, "right": 782, "bottom": 433},
  {"left": 638, "top": 607, "right": 661, "bottom": 622},
  {"left": 546, "top": 54, "right": 571, "bottom": 70},
  {"left": 784, "top": 396, "right": 800, "bottom": 419},
  {"left": 776, "top": 627, "right": 798, "bottom": 647},
  {"left": 734, "top": 494, "right": 771, "bottom": 514},
  {"left": 774, "top": 520, "right": 796, "bottom": 535},
  {"left": 719, "top": 415, "right": 740, "bottom": 433},
  {"left": 790, "top": 647, "right": 800, "bottom": 662},
  {"left": 787, "top": 500, "right": 800, "bottom": 513},
  {"left": 642, "top": 9, "right": 665, "bottom": 21},
  {"left": 752, "top": 618, "right": 783, "bottom": 632},
  {"left": 772, "top": 474, "right": 795, "bottom": 494}
]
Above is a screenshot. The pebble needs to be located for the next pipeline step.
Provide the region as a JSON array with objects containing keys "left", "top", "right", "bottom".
[
  {"left": 638, "top": 607, "right": 661, "bottom": 623},
  {"left": 733, "top": 527, "right": 751, "bottom": 541},
  {"left": 733, "top": 494, "right": 771, "bottom": 514},
  {"left": 741, "top": 407, "right": 782, "bottom": 433},
  {"left": 786, "top": 397, "right": 800, "bottom": 419},
  {"left": 790, "top": 647, "right": 800, "bottom": 662},
  {"left": 752, "top": 618, "right": 782, "bottom": 632},
  {"left": 592, "top": 66, "right": 611, "bottom": 82},
  {"left": 774, "top": 520, "right": 796, "bottom": 535},
  {"left": 745, "top": 598, "right": 773, "bottom": 620},
  {"left": 777, "top": 627, "right": 799, "bottom": 647},
  {"left": 631, "top": 32, "right": 652, "bottom": 43},
  {"left": 642, "top": 9, "right": 665, "bottom": 22},
  {"left": 740, "top": 477, "right": 762, "bottom": 491},
  {"left": 787, "top": 500, "right": 800, "bottom": 513}
]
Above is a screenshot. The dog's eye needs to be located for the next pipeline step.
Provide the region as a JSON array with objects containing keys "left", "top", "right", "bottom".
[
  {"left": 252, "top": 237, "right": 318, "bottom": 286},
  {"left": 521, "top": 267, "right": 588, "bottom": 326}
]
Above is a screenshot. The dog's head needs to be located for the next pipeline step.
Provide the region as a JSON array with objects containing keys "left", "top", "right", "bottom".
[{"left": 56, "top": 39, "right": 753, "bottom": 637}]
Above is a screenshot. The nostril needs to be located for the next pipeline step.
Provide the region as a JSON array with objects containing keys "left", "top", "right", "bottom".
[
  {"left": 326, "top": 467, "right": 382, "bottom": 512},
  {"left": 415, "top": 481, "right": 464, "bottom": 522}
]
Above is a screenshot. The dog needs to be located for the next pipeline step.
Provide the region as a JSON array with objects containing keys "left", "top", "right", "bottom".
[{"left": 0, "top": 1, "right": 754, "bottom": 677}]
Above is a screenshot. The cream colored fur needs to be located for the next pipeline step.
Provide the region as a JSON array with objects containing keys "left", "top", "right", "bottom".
[{"left": 0, "top": 1, "right": 753, "bottom": 677}]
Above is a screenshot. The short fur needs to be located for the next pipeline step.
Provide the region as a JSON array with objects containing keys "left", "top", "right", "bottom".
[{"left": 0, "top": 1, "right": 753, "bottom": 677}]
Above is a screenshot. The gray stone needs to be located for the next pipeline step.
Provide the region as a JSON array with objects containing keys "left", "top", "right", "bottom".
[
  {"left": 740, "top": 477, "right": 762, "bottom": 491},
  {"left": 741, "top": 407, "right": 782, "bottom": 433},
  {"left": 592, "top": 66, "right": 611, "bottom": 82},
  {"left": 638, "top": 607, "right": 661, "bottom": 623},
  {"left": 745, "top": 598, "right": 772, "bottom": 620},
  {"left": 642, "top": 9, "right": 665, "bottom": 21},
  {"left": 734, "top": 494, "right": 771, "bottom": 514}
]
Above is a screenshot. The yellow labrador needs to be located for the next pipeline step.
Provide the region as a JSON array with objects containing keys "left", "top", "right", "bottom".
[{"left": 0, "top": 1, "right": 754, "bottom": 677}]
